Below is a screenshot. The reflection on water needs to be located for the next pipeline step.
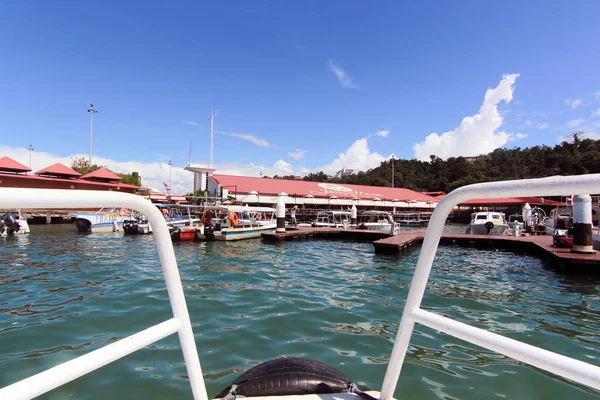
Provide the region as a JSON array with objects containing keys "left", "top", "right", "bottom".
[{"left": 1, "top": 228, "right": 600, "bottom": 399}]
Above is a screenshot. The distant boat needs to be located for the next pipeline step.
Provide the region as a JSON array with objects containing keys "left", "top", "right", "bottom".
[
  {"left": 71, "top": 208, "right": 129, "bottom": 233},
  {"left": 465, "top": 211, "right": 509, "bottom": 235},
  {"left": 196, "top": 205, "right": 276, "bottom": 241},
  {"left": 311, "top": 211, "right": 351, "bottom": 228},
  {"left": 394, "top": 211, "right": 431, "bottom": 227},
  {"left": 357, "top": 210, "right": 397, "bottom": 232},
  {"left": 0, "top": 209, "right": 30, "bottom": 237},
  {"left": 542, "top": 206, "right": 572, "bottom": 236}
]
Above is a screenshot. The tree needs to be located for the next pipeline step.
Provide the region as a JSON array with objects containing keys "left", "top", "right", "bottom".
[
  {"left": 71, "top": 157, "right": 102, "bottom": 175},
  {"left": 185, "top": 189, "right": 209, "bottom": 205}
]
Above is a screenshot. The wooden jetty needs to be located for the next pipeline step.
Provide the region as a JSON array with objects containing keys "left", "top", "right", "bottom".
[{"left": 262, "top": 227, "right": 600, "bottom": 270}]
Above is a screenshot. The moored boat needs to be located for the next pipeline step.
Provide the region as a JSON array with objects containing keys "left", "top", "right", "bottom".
[
  {"left": 0, "top": 209, "right": 30, "bottom": 237},
  {"left": 70, "top": 208, "right": 130, "bottom": 232},
  {"left": 311, "top": 210, "right": 351, "bottom": 227},
  {"left": 196, "top": 205, "right": 276, "bottom": 241},
  {"left": 465, "top": 211, "right": 509, "bottom": 235},
  {"left": 357, "top": 210, "right": 397, "bottom": 232}
]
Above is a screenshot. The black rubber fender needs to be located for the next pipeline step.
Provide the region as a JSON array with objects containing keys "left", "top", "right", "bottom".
[
  {"left": 484, "top": 221, "right": 494, "bottom": 232},
  {"left": 215, "top": 357, "right": 352, "bottom": 398}
]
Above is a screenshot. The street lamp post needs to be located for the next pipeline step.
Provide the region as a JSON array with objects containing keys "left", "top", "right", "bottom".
[
  {"left": 27, "top": 145, "right": 34, "bottom": 169},
  {"left": 87, "top": 104, "right": 98, "bottom": 165},
  {"left": 168, "top": 160, "right": 172, "bottom": 188}
]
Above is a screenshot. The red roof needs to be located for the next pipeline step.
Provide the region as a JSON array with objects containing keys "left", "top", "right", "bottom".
[
  {"left": 0, "top": 171, "right": 141, "bottom": 190},
  {"left": 35, "top": 163, "right": 82, "bottom": 177},
  {"left": 0, "top": 156, "right": 31, "bottom": 173},
  {"left": 212, "top": 174, "right": 438, "bottom": 202},
  {"left": 81, "top": 167, "right": 123, "bottom": 182},
  {"left": 460, "top": 196, "right": 562, "bottom": 206}
]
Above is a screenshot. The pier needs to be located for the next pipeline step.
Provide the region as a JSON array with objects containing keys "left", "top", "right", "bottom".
[{"left": 262, "top": 227, "right": 600, "bottom": 270}]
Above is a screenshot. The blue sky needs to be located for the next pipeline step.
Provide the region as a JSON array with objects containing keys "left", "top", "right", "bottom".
[{"left": 1, "top": 1, "right": 600, "bottom": 193}]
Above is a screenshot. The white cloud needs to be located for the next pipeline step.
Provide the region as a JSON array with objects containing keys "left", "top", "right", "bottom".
[
  {"left": 328, "top": 61, "right": 359, "bottom": 89},
  {"left": 217, "top": 131, "right": 274, "bottom": 148},
  {"left": 376, "top": 129, "right": 391, "bottom": 137},
  {"left": 536, "top": 122, "right": 549, "bottom": 129},
  {"left": 566, "top": 119, "right": 585, "bottom": 128},
  {"left": 524, "top": 120, "right": 533, "bottom": 127},
  {"left": 509, "top": 133, "right": 528, "bottom": 141},
  {"left": 0, "top": 145, "right": 299, "bottom": 195},
  {"left": 318, "top": 138, "right": 386, "bottom": 175},
  {"left": 594, "top": 90, "right": 600, "bottom": 100},
  {"left": 565, "top": 98, "right": 583, "bottom": 109},
  {"left": 182, "top": 120, "right": 200, "bottom": 127},
  {"left": 591, "top": 108, "right": 600, "bottom": 117},
  {"left": 288, "top": 149, "right": 306, "bottom": 160},
  {"left": 412, "top": 73, "right": 520, "bottom": 161}
]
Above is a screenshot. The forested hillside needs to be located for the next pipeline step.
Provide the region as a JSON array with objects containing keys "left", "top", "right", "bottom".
[{"left": 293, "top": 135, "right": 600, "bottom": 193}]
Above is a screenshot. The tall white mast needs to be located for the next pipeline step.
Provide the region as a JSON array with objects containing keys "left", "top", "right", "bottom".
[{"left": 210, "top": 108, "right": 218, "bottom": 167}]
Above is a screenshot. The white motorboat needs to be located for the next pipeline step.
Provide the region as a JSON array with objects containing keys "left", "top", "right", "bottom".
[
  {"left": 71, "top": 208, "right": 130, "bottom": 233},
  {"left": 311, "top": 210, "right": 351, "bottom": 228},
  {"left": 0, "top": 209, "right": 30, "bottom": 237},
  {"left": 357, "top": 210, "right": 397, "bottom": 232},
  {"left": 507, "top": 214, "right": 524, "bottom": 231},
  {"left": 196, "top": 205, "right": 276, "bottom": 241},
  {"left": 465, "top": 211, "right": 510, "bottom": 235},
  {"left": 394, "top": 211, "right": 431, "bottom": 226},
  {"left": 542, "top": 206, "right": 572, "bottom": 236},
  {"left": 2, "top": 176, "right": 600, "bottom": 399}
]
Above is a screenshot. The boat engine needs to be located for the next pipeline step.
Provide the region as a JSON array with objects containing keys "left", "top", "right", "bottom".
[
  {"left": 3, "top": 213, "right": 20, "bottom": 235},
  {"left": 204, "top": 224, "right": 215, "bottom": 241}
]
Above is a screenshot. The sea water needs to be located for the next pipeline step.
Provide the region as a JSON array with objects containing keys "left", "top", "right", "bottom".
[{"left": 1, "top": 227, "right": 599, "bottom": 399}]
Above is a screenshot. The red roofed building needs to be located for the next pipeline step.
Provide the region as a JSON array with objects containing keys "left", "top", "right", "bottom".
[
  {"left": 81, "top": 167, "right": 123, "bottom": 183},
  {"left": 205, "top": 173, "right": 438, "bottom": 210},
  {"left": 0, "top": 157, "right": 141, "bottom": 194},
  {"left": 35, "top": 163, "right": 82, "bottom": 178},
  {"left": 0, "top": 156, "right": 31, "bottom": 173}
]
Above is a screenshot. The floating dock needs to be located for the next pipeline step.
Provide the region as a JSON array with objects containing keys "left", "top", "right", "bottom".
[{"left": 262, "top": 227, "right": 600, "bottom": 270}]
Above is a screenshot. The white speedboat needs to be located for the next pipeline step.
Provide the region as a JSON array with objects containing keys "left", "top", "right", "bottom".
[
  {"left": 507, "top": 214, "right": 524, "bottom": 231},
  {"left": 357, "top": 210, "right": 397, "bottom": 232},
  {"left": 2, "top": 176, "right": 600, "bottom": 399},
  {"left": 0, "top": 209, "right": 30, "bottom": 237},
  {"left": 465, "top": 211, "right": 509, "bottom": 235},
  {"left": 311, "top": 210, "right": 351, "bottom": 228},
  {"left": 394, "top": 211, "right": 431, "bottom": 226},
  {"left": 196, "top": 205, "right": 276, "bottom": 241},
  {"left": 71, "top": 208, "right": 130, "bottom": 233},
  {"left": 542, "top": 206, "right": 572, "bottom": 236}
]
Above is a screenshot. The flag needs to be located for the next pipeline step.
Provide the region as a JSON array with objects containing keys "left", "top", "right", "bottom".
[{"left": 163, "top": 182, "right": 171, "bottom": 192}]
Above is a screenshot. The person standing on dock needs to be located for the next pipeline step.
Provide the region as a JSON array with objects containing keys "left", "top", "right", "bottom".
[{"left": 291, "top": 206, "right": 298, "bottom": 227}]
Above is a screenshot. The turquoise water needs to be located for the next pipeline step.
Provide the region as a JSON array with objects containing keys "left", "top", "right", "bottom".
[{"left": 1, "top": 227, "right": 600, "bottom": 399}]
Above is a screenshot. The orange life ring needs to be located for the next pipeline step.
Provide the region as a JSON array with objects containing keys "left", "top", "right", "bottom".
[
  {"left": 229, "top": 211, "right": 239, "bottom": 227},
  {"left": 202, "top": 210, "right": 213, "bottom": 225}
]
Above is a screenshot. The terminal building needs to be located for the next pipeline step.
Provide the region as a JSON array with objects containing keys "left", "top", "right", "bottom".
[
  {"left": 184, "top": 163, "right": 437, "bottom": 211},
  {"left": 0, "top": 156, "right": 141, "bottom": 194}
]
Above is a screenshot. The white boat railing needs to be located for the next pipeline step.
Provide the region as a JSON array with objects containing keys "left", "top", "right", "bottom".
[
  {"left": 380, "top": 174, "right": 600, "bottom": 399},
  {"left": 0, "top": 188, "right": 208, "bottom": 400}
]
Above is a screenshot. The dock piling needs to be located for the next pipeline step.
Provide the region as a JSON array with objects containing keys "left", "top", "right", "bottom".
[
  {"left": 572, "top": 194, "right": 595, "bottom": 254},
  {"left": 276, "top": 196, "right": 285, "bottom": 233}
]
